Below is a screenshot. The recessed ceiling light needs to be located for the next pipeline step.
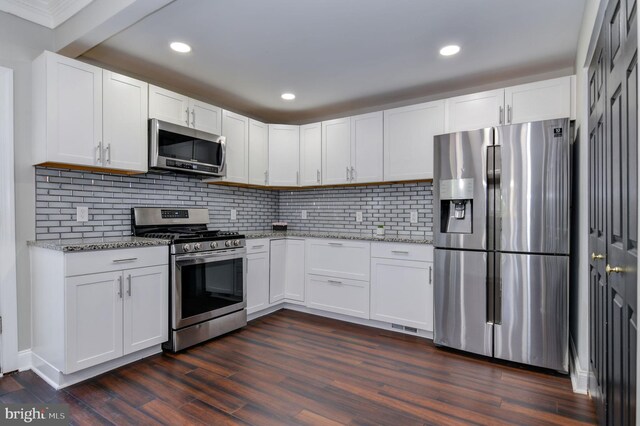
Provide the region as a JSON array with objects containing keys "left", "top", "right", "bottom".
[
  {"left": 281, "top": 93, "right": 296, "bottom": 101},
  {"left": 170, "top": 42, "right": 191, "bottom": 53},
  {"left": 439, "top": 45, "right": 461, "bottom": 56}
]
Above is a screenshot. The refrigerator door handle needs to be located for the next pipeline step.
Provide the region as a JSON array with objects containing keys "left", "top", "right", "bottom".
[
  {"left": 487, "top": 252, "right": 495, "bottom": 324},
  {"left": 494, "top": 253, "right": 502, "bottom": 325}
]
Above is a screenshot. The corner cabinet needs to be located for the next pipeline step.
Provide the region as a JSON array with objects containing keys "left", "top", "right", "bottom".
[
  {"left": 269, "top": 239, "right": 305, "bottom": 303},
  {"left": 32, "top": 51, "right": 148, "bottom": 173},
  {"left": 268, "top": 125, "right": 300, "bottom": 186},
  {"left": 30, "top": 245, "right": 168, "bottom": 384},
  {"left": 383, "top": 100, "right": 445, "bottom": 181},
  {"left": 300, "top": 122, "right": 322, "bottom": 186}
]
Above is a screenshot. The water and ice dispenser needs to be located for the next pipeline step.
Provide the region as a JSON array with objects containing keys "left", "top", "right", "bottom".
[{"left": 439, "top": 178, "right": 474, "bottom": 234}]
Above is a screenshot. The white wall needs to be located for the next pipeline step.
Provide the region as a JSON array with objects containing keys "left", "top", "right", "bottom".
[
  {"left": 0, "top": 12, "right": 52, "bottom": 351},
  {"left": 570, "top": 0, "right": 604, "bottom": 389}
]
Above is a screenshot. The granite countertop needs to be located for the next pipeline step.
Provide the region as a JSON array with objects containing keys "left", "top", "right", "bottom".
[
  {"left": 243, "top": 230, "right": 432, "bottom": 245},
  {"left": 27, "top": 236, "right": 171, "bottom": 252}
]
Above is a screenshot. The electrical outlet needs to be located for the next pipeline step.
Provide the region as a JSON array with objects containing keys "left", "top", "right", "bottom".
[
  {"left": 76, "top": 206, "right": 89, "bottom": 222},
  {"left": 410, "top": 211, "right": 418, "bottom": 224},
  {"left": 301, "top": 210, "right": 308, "bottom": 219},
  {"left": 356, "top": 211, "right": 363, "bottom": 222},
  {"left": 230, "top": 209, "right": 237, "bottom": 221}
]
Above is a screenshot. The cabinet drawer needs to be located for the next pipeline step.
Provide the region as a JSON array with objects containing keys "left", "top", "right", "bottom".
[
  {"left": 306, "top": 239, "right": 370, "bottom": 281},
  {"left": 246, "top": 239, "right": 270, "bottom": 254},
  {"left": 65, "top": 246, "right": 169, "bottom": 277},
  {"left": 371, "top": 242, "right": 433, "bottom": 262},
  {"left": 306, "top": 274, "right": 369, "bottom": 319}
]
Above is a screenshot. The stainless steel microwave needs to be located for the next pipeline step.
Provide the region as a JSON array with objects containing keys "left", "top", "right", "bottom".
[{"left": 149, "top": 118, "right": 226, "bottom": 178}]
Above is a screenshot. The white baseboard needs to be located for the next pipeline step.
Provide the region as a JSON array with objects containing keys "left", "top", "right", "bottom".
[
  {"left": 569, "top": 336, "right": 589, "bottom": 394},
  {"left": 17, "top": 349, "right": 32, "bottom": 372}
]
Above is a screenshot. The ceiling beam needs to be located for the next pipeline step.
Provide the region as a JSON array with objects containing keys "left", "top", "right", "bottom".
[{"left": 54, "top": 0, "right": 174, "bottom": 58}]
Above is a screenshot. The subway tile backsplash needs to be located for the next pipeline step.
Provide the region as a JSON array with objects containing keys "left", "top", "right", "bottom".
[
  {"left": 35, "top": 167, "right": 433, "bottom": 240},
  {"left": 34, "top": 167, "right": 278, "bottom": 240}
]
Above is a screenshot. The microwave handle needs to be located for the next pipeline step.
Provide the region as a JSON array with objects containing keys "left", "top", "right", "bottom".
[{"left": 219, "top": 137, "right": 226, "bottom": 174}]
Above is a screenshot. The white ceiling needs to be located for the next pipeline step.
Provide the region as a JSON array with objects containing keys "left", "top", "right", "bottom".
[
  {"left": 82, "top": 0, "right": 586, "bottom": 123},
  {"left": 0, "top": 0, "right": 93, "bottom": 28}
]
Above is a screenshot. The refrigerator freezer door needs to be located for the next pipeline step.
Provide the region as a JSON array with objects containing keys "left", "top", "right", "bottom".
[
  {"left": 434, "top": 248, "right": 493, "bottom": 356},
  {"left": 496, "top": 118, "right": 570, "bottom": 254},
  {"left": 494, "top": 253, "right": 569, "bottom": 372},
  {"left": 434, "top": 128, "right": 493, "bottom": 251}
]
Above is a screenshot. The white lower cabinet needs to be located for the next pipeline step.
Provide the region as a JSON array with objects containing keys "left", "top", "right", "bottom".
[
  {"left": 269, "top": 239, "right": 305, "bottom": 304},
  {"left": 247, "top": 240, "right": 270, "bottom": 314},
  {"left": 305, "top": 239, "right": 370, "bottom": 281},
  {"left": 306, "top": 275, "right": 369, "bottom": 319},
  {"left": 30, "top": 245, "right": 169, "bottom": 378},
  {"left": 370, "top": 243, "right": 434, "bottom": 331}
]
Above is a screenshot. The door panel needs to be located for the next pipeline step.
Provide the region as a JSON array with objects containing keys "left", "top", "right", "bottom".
[
  {"left": 496, "top": 119, "right": 570, "bottom": 255},
  {"left": 322, "top": 118, "right": 351, "bottom": 185},
  {"left": 494, "top": 253, "right": 568, "bottom": 372},
  {"left": 433, "top": 249, "right": 492, "bottom": 357}
]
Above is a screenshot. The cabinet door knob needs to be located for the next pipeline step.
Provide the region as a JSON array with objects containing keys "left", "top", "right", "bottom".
[{"left": 606, "top": 264, "right": 624, "bottom": 274}]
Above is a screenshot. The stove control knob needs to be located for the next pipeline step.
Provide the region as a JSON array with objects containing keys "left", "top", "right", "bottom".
[
  {"left": 234, "top": 239, "right": 241, "bottom": 247},
  {"left": 225, "top": 240, "right": 232, "bottom": 247},
  {"left": 194, "top": 243, "right": 202, "bottom": 251},
  {"left": 182, "top": 244, "right": 191, "bottom": 252},
  {"left": 210, "top": 241, "right": 218, "bottom": 249}
]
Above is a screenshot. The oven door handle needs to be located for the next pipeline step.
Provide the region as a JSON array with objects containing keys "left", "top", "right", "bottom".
[{"left": 174, "top": 249, "right": 246, "bottom": 264}]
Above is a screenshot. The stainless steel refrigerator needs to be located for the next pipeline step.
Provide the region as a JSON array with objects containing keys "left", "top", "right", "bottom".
[{"left": 433, "top": 118, "right": 570, "bottom": 373}]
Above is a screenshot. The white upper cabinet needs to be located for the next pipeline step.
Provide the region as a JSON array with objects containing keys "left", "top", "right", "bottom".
[
  {"left": 384, "top": 100, "right": 445, "bottom": 181},
  {"left": 33, "top": 51, "right": 103, "bottom": 168},
  {"left": 222, "top": 110, "right": 250, "bottom": 183},
  {"left": 268, "top": 124, "right": 300, "bottom": 186},
  {"left": 445, "top": 89, "right": 505, "bottom": 133},
  {"left": 300, "top": 122, "right": 322, "bottom": 186},
  {"left": 445, "top": 76, "right": 574, "bottom": 132},
  {"left": 504, "top": 76, "right": 573, "bottom": 124},
  {"left": 103, "top": 71, "right": 148, "bottom": 173},
  {"left": 148, "top": 85, "right": 190, "bottom": 127},
  {"left": 322, "top": 118, "right": 352, "bottom": 185},
  {"left": 351, "top": 111, "right": 383, "bottom": 183},
  {"left": 149, "top": 85, "right": 221, "bottom": 134},
  {"left": 189, "top": 98, "right": 222, "bottom": 134},
  {"left": 32, "top": 51, "right": 148, "bottom": 173},
  {"left": 248, "top": 119, "right": 269, "bottom": 186}
]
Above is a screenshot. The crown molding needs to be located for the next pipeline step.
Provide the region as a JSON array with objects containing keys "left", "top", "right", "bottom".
[{"left": 0, "top": 0, "right": 93, "bottom": 29}]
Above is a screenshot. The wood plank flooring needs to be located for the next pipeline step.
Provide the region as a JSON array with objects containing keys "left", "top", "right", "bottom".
[{"left": 1, "top": 310, "right": 595, "bottom": 425}]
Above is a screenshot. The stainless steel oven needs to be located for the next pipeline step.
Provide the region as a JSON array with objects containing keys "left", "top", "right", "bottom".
[{"left": 172, "top": 248, "right": 246, "bottom": 330}]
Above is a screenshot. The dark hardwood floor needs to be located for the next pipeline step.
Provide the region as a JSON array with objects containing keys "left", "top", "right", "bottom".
[{"left": 1, "top": 310, "right": 595, "bottom": 425}]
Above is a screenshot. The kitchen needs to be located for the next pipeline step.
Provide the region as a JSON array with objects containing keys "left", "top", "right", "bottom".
[{"left": 0, "top": 0, "right": 635, "bottom": 424}]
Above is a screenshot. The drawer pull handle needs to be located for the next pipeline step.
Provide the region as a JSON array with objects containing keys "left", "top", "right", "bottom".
[
  {"left": 328, "top": 242, "right": 343, "bottom": 246},
  {"left": 252, "top": 245, "right": 265, "bottom": 249},
  {"left": 391, "top": 250, "right": 410, "bottom": 254},
  {"left": 112, "top": 257, "right": 138, "bottom": 263},
  {"left": 327, "top": 279, "right": 343, "bottom": 285}
]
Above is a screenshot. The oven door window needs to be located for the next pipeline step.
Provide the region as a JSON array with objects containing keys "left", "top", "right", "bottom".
[{"left": 179, "top": 257, "right": 244, "bottom": 319}]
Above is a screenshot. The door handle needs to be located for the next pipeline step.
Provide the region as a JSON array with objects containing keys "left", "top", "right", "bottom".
[
  {"left": 346, "top": 166, "right": 350, "bottom": 181},
  {"left": 185, "top": 108, "right": 190, "bottom": 126},
  {"left": 317, "top": 169, "right": 320, "bottom": 183},
  {"left": 507, "top": 105, "right": 512, "bottom": 123},
  {"left": 606, "top": 264, "right": 624, "bottom": 274},
  {"left": 127, "top": 274, "right": 132, "bottom": 296},
  {"left": 191, "top": 109, "right": 196, "bottom": 127},
  {"left": 106, "top": 143, "right": 111, "bottom": 164},
  {"left": 429, "top": 266, "right": 432, "bottom": 284},
  {"left": 117, "top": 276, "right": 123, "bottom": 298},
  {"left": 499, "top": 106, "right": 504, "bottom": 124},
  {"left": 351, "top": 166, "right": 356, "bottom": 182},
  {"left": 264, "top": 170, "right": 268, "bottom": 184},
  {"left": 592, "top": 252, "right": 605, "bottom": 261},
  {"left": 296, "top": 171, "right": 299, "bottom": 185},
  {"left": 96, "top": 142, "right": 102, "bottom": 164}
]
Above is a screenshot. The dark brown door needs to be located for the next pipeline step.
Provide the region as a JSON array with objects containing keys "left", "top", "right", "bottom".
[
  {"left": 589, "top": 0, "right": 637, "bottom": 424},
  {"left": 605, "top": 1, "right": 637, "bottom": 425}
]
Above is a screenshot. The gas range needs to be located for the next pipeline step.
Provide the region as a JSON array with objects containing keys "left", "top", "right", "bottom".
[
  {"left": 131, "top": 207, "right": 245, "bottom": 254},
  {"left": 131, "top": 207, "right": 248, "bottom": 352}
]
